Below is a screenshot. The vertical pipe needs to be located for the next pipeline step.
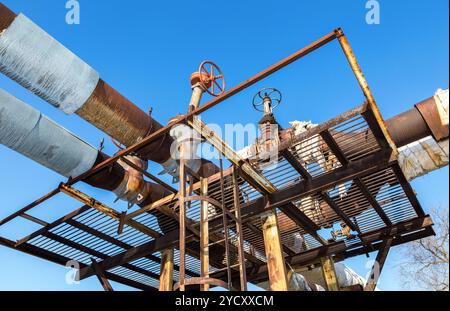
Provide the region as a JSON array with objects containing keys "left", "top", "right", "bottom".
[
  {"left": 178, "top": 144, "right": 186, "bottom": 292},
  {"left": 200, "top": 177, "right": 210, "bottom": 291}
]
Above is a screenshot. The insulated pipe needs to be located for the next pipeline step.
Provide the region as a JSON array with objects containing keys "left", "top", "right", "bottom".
[
  {"left": 0, "top": 4, "right": 220, "bottom": 180},
  {"left": 0, "top": 4, "right": 173, "bottom": 166},
  {"left": 0, "top": 88, "right": 172, "bottom": 229},
  {"left": 0, "top": 88, "right": 122, "bottom": 191}
]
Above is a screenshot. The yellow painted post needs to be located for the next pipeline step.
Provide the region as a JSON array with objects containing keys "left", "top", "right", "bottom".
[
  {"left": 320, "top": 256, "right": 340, "bottom": 291},
  {"left": 261, "top": 211, "right": 288, "bottom": 291},
  {"left": 159, "top": 249, "right": 174, "bottom": 291},
  {"left": 200, "top": 178, "right": 210, "bottom": 291}
]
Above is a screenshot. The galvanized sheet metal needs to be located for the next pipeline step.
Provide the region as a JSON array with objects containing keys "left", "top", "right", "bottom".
[
  {"left": 0, "top": 89, "right": 98, "bottom": 178},
  {"left": 0, "top": 14, "right": 99, "bottom": 114}
]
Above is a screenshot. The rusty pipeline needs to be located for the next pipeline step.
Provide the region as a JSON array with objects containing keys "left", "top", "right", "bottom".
[
  {"left": 0, "top": 3, "right": 221, "bottom": 181},
  {"left": 0, "top": 87, "right": 172, "bottom": 231},
  {"left": 386, "top": 89, "right": 449, "bottom": 147}
]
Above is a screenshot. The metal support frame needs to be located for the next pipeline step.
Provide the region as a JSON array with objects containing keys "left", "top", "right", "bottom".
[
  {"left": 364, "top": 237, "right": 393, "bottom": 291},
  {"left": 91, "top": 258, "right": 114, "bottom": 291},
  {"left": 200, "top": 177, "right": 210, "bottom": 291},
  {"left": 0, "top": 27, "right": 433, "bottom": 291}
]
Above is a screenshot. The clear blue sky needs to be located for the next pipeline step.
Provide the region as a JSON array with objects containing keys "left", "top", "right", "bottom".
[{"left": 0, "top": 0, "right": 448, "bottom": 291}]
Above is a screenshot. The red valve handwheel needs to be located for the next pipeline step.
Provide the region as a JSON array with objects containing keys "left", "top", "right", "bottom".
[{"left": 198, "top": 60, "right": 225, "bottom": 97}]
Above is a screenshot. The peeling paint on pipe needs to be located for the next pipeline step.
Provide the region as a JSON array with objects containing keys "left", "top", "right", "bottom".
[{"left": 78, "top": 79, "right": 173, "bottom": 164}]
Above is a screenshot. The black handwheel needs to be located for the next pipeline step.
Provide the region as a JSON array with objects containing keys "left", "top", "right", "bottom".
[{"left": 252, "top": 88, "right": 282, "bottom": 112}]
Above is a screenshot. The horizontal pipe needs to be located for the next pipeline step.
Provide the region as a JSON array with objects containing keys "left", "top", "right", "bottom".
[
  {"left": 0, "top": 6, "right": 174, "bottom": 166},
  {"left": 385, "top": 105, "right": 432, "bottom": 147},
  {"left": 0, "top": 3, "right": 340, "bottom": 181},
  {"left": 0, "top": 88, "right": 99, "bottom": 179},
  {"left": 386, "top": 89, "right": 449, "bottom": 147},
  {"left": 0, "top": 89, "right": 171, "bottom": 228}
]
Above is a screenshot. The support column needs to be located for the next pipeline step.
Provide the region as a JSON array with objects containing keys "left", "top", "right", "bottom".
[
  {"left": 320, "top": 256, "right": 340, "bottom": 291},
  {"left": 159, "top": 248, "right": 174, "bottom": 291},
  {"left": 91, "top": 258, "right": 114, "bottom": 291},
  {"left": 178, "top": 150, "right": 187, "bottom": 292},
  {"left": 261, "top": 211, "right": 288, "bottom": 291},
  {"left": 200, "top": 177, "right": 210, "bottom": 291},
  {"left": 364, "top": 237, "right": 393, "bottom": 291}
]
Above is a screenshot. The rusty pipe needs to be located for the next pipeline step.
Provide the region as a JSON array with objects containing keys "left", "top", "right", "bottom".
[
  {"left": 0, "top": 4, "right": 173, "bottom": 165},
  {"left": 0, "top": 4, "right": 221, "bottom": 181},
  {"left": 0, "top": 87, "right": 172, "bottom": 231},
  {"left": 386, "top": 89, "right": 449, "bottom": 147}
]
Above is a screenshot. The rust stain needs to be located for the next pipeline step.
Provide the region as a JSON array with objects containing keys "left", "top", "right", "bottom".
[{"left": 78, "top": 79, "right": 173, "bottom": 164}]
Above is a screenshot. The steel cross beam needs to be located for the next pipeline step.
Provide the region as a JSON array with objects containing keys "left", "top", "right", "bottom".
[{"left": 91, "top": 258, "right": 114, "bottom": 291}]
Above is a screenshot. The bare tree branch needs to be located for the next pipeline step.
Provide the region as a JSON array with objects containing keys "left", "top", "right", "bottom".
[{"left": 397, "top": 207, "right": 449, "bottom": 291}]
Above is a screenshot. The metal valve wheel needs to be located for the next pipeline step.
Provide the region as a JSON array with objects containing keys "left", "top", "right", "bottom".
[
  {"left": 198, "top": 60, "right": 226, "bottom": 97},
  {"left": 252, "top": 88, "right": 282, "bottom": 112}
]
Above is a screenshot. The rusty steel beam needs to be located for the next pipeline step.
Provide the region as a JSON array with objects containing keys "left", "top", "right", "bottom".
[
  {"left": 91, "top": 258, "right": 114, "bottom": 291},
  {"left": 354, "top": 178, "right": 392, "bottom": 226},
  {"left": 336, "top": 29, "right": 398, "bottom": 156},
  {"left": 364, "top": 237, "right": 393, "bottom": 291}
]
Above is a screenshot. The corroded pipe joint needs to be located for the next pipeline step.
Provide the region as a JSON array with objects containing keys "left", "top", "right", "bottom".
[
  {"left": 415, "top": 89, "right": 449, "bottom": 142},
  {"left": 190, "top": 72, "right": 212, "bottom": 90},
  {"left": 114, "top": 155, "right": 149, "bottom": 206},
  {"left": 386, "top": 89, "right": 449, "bottom": 147}
]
